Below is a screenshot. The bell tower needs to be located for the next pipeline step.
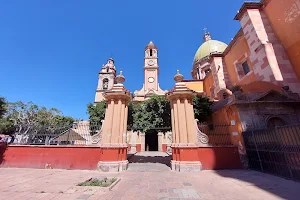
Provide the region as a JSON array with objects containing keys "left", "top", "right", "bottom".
[
  {"left": 94, "top": 58, "right": 116, "bottom": 103},
  {"left": 144, "top": 41, "right": 159, "bottom": 91},
  {"left": 133, "top": 41, "right": 167, "bottom": 102}
]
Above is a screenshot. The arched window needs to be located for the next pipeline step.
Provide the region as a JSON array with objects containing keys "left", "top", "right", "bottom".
[
  {"left": 103, "top": 78, "right": 109, "bottom": 90},
  {"left": 150, "top": 49, "right": 153, "bottom": 56},
  {"left": 267, "top": 117, "right": 286, "bottom": 128}
]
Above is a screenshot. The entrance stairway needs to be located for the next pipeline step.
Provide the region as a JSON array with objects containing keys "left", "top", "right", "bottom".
[{"left": 127, "top": 152, "right": 171, "bottom": 172}]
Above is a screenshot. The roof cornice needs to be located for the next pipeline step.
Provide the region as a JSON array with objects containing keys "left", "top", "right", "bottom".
[
  {"left": 223, "top": 28, "right": 244, "bottom": 56},
  {"left": 234, "top": 2, "right": 263, "bottom": 21}
]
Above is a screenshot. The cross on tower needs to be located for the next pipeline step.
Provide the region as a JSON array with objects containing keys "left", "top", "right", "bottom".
[{"left": 203, "top": 27, "right": 208, "bottom": 34}]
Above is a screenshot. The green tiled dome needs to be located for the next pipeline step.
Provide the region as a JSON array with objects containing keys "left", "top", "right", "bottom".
[{"left": 193, "top": 40, "right": 227, "bottom": 63}]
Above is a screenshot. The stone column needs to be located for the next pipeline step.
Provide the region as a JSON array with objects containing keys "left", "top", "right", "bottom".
[
  {"left": 166, "top": 70, "right": 202, "bottom": 172},
  {"left": 97, "top": 71, "right": 131, "bottom": 172},
  {"left": 129, "top": 131, "right": 137, "bottom": 153},
  {"left": 158, "top": 132, "right": 163, "bottom": 152},
  {"left": 140, "top": 133, "right": 146, "bottom": 151}
]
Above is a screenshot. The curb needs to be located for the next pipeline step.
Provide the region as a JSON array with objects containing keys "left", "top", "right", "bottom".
[{"left": 109, "top": 178, "right": 121, "bottom": 191}]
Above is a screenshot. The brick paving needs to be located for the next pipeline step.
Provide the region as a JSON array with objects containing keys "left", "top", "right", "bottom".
[{"left": 0, "top": 153, "right": 300, "bottom": 200}]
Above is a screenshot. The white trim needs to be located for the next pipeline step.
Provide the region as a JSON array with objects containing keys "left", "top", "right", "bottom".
[{"left": 239, "top": 70, "right": 254, "bottom": 82}]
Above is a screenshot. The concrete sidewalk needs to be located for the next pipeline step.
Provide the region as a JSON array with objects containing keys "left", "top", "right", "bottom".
[{"left": 0, "top": 168, "right": 300, "bottom": 200}]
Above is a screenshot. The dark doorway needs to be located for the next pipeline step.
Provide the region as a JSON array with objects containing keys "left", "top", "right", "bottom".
[{"left": 145, "top": 130, "right": 158, "bottom": 151}]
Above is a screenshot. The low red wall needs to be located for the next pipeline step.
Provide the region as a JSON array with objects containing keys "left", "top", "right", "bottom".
[
  {"left": 136, "top": 144, "right": 142, "bottom": 152},
  {"left": 172, "top": 146, "right": 241, "bottom": 170},
  {"left": 198, "top": 147, "right": 241, "bottom": 170},
  {"left": 162, "top": 144, "right": 167, "bottom": 152},
  {"left": 0, "top": 145, "right": 126, "bottom": 170}
]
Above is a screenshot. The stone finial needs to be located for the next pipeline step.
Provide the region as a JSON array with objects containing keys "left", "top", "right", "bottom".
[
  {"left": 174, "top": 70, "right": 184, "bottom": 82},
  {"left": 115, "top": 71, "right": 125, "bottom": 84}
]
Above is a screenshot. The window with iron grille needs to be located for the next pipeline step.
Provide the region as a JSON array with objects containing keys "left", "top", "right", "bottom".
[{"left": 242, "top": 61, "right": 250, "bottom": 75}]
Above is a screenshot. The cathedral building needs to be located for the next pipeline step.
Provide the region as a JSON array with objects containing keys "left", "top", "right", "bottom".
[
  {"left": 93, "top": 0, "right": 300, "bottom": 153},
  {"left": 187, "top": 0, "right": 300, "bottom": 152},
  {"left": 95, "top": 41, "right": 167, "bottom": 103},
  {"left": 94, "top": 41, "right": 170, "bottom": 152}
]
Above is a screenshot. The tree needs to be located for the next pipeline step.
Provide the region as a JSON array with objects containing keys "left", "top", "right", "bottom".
[
  {"left": 87, "top": 101, "right": 106, "bottom": 134},
  {"left": 131, "top": 95, "right": 171, "bottom": 133},
  {"left": 0, "top": 97, "right": 6, "bottom": 118},
  {"left": 127, "top": 101, "right": 134, "bottom": 130},
  {"left": 87, "top": 101, "right": 106, "bottom": 125},
  {"left": 0, "top": 97, "right": 15, "bottom": 135},
  {"left": 2, "top": 101, "right": 74, "bottom": 144},
  {"left": 193, "top": 95, "right": 212, "bottom": 122}
]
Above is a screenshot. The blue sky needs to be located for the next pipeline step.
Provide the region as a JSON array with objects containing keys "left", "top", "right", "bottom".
[{"left": 0, "top": 0, "right": 249, "bottom": 119}]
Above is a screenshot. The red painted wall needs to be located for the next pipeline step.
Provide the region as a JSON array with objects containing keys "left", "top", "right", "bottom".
[
  {"left": 162, "top": 144, "right": 167, "bottom": 152},
  {"left": 136, "top": 144, "right": 141, "bottom": 152},
  {"left": 0, "top": 145, "right": 126, "bottom": 170},
  {"left": 198, "top": 147, "right": 241, "bottom": 170},
  {"left": 172, "top": 146, "right": 241, "bottom": 170}
]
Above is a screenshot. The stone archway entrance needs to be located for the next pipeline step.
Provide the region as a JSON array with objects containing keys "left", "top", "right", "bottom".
[{"left": 145, "top": 130, "right": 158, "bottom": 151}]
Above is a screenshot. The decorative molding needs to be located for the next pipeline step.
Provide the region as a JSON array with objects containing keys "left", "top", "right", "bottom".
[
  {"left": 195, "top": 119, "right": 209, "bottom": 146},
  {"left": 92, "top": 120, "right": 104, "bottom": 145}
]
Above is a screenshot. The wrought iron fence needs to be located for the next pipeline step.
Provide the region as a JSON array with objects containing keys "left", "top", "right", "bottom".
[
  {"left": 243, "top": 124, "right": 300, "bottom": 181},
  {"left": 9, "top": 121, "right": 102, "bottom": 146},
  {"left": 198, "top": 122, "right": 234, "bottom": 146}
]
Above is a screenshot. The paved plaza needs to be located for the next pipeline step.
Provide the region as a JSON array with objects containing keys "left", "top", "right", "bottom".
[{"left": 1, "top": 152, "right": 300, "bottom": 200}]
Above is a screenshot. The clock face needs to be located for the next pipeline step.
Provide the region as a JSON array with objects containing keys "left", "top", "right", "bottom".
[
  {"left": 148, "top": 60, "right": 154, "bottom": 66},
  {"left": 148, "top": 77, "right": 155, "bottom": 83}
]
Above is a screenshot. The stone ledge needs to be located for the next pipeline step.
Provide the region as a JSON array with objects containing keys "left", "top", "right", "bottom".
[
  {"left": 171, "top": 160, "right": 202, "bottom": 172},
  {"left": 97, "top": 160, "right": 128, "bottom": 172}
]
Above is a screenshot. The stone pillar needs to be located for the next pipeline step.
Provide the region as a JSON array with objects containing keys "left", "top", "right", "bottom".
[
  {"left": 140, "top": 133, "right": 145, "bottom": 151},
  {"left": 158, "top": 132, "right": 163, "bottom": 152},
  {"left": 97, "top": 71, "right": 131, "bottom": 172},
  {"left": 130, "top": 131, "right": 137, "bottom": 153},
  {"left": 167, "top": 70, "right": 202, "bottom": 172}
]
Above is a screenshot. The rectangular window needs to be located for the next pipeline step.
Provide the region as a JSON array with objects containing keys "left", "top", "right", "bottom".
[{"left": 242, "top": 61, "right": 250, "bottom": 75}]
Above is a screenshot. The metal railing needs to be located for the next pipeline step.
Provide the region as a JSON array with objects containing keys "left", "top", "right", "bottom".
[
  {"left": 198, "top": 122, "right": 234, "bottom": 146},
  {"left": 8, "top": 121, "right": 103, "bottom": 146},
  {"left": 243, "top": 124, "right": 300, "bottom": 181}
]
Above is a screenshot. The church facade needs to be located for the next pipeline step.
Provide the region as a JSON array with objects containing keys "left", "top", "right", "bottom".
[
  {"left": 93, "top": 0, "right": 300, "bottom": 154},
  {"left": 94, "top": 41, "right": 170, "bottom": 152},
  {"left": 186, "top": 0, "right": 300, "bottom": 156}
]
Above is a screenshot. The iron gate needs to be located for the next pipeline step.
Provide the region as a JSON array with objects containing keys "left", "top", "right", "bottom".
[{"left": 243, "top": 125, "right": 300, "bottom": 181}]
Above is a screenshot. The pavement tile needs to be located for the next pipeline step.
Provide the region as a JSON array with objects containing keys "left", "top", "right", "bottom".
[
  {"left": 183, "top": 182, "right": 192, "bottom": 186},
  {"left": 77, "top": 194, "right": 92, "bottom": 200},
  {"left": 180, "top": 188, "right": 200, "bottom": 199}
]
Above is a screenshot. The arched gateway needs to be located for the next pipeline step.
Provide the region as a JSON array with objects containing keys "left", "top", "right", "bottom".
[
  {"left": 95, "top": 42, "right": 241, "bottom": 173},
  {"left": 97, "top": 67, "right": 212, "bottom": 172}
]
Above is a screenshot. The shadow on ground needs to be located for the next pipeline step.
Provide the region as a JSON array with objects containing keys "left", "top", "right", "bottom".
[
  {"left": 215, "top": 169, "right": 300, "bottom": 200},
  {"left": 127, "top": 152, "right": 172, "bottom": 170},
  {"left": 128, "top": 154, "right": 172, "bottom": 167}
]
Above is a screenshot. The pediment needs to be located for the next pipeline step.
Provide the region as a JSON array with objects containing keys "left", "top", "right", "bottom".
[
  {"left": 253, "top": 90, "right": 298, "bottom": 102},
  {"left": 145, "top": 89, "right": 157, "bottom": 97}
]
